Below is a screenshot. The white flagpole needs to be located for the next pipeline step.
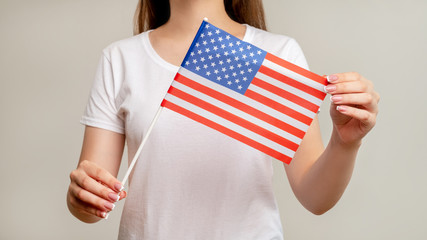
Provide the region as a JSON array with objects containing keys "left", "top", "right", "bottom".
[
  {"left": 120, "top": 17, "right": 209, "bottom": 191},
  {"left": 106, "top": 18, "right": 210, "bottom": 219},
  {"left": 120, "top": 106, "right": 163, "bottom": 186}
]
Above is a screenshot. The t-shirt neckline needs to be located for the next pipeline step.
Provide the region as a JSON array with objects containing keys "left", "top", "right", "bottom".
[{"left": 142, "top": 24, "right": 254, "bottom": 72}]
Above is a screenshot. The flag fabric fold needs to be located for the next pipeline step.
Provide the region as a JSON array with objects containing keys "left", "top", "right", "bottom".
[{"left": 161, "top": 20, "right": 327, "bottom": 164}]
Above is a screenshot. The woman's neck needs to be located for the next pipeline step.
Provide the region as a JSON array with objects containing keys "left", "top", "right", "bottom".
[{"left": 157, "top": 0, "right": 245, "bottom": 40}]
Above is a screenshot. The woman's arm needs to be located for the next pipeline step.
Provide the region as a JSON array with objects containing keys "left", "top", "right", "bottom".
[
  {"left": 284, "top": 72, "right": 379, "bottom": 215},
  {"left": 67, "top": 126, "right": 126, "bottom": 223}
]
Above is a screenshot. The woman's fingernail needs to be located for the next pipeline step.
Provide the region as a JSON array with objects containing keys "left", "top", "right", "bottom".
[
  {"left": 108, "top": 192, "right": 120, "bottom": 202},
  {"left": 104, "top": 201, "right": 115, "bottom": 210},
  {"left": 330, "top": 96, "right": 342, "bottom": 102},
  {"left": 104, "top": 213, "right": 110, "bottom": 220},
  {"left": 324, "top": 85, "right": 336, "bottom": 93},
  {"left": 336, "top": 105, "right": 347, "bottom": 112},
  {"left": 327, "top": 75, "right": 338, "bottom": 83},
  {"left": 101, "top": 211, "right": 107, "bottom": 218},
  {"left": 114, "top": 183, "right": 123, "bottom": 192}
]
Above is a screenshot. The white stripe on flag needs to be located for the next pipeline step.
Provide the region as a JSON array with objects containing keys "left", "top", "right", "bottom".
[
  {"left": 172, "top": 80, "right": 303, "bottom": 145},
  {"left": 164, "top": 93, "right": 296, "bottom": 157},
  {"left": 255, "top": 71, "right": 323, "bottom": 106},
  {"left": 179, "top": 68, "right": 310, "bottom": 132},
  {"left": 248, "top": 84, "right": 317, "bottom": 119},
  {"left": 262, "top": 58, "right": 326, "bottom": 93}
]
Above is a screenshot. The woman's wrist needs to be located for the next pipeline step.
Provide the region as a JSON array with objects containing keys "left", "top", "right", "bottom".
[{"left": 330, "top": 128, "right": 362, "bottom": 151}]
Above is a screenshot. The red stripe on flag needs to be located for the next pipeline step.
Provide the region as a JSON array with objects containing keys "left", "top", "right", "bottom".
[
  {"left": 245, "top": 89, "right": 312, "bottom": 126},
  {"left": 251, "top": 77, "right": 319, "bottom": 113},
  {"left": 258, "top": 65, "right": 326, "bottom": 100},
  {"left": 174, "top": 74, "right": 305, "bottom": 139},
  {"left": 167, "top": 86, "right": 300, "bottom": 151},
  {"left": 161, "top": 100, "right": 292, "bottom": 164},
  {"left": 265, "top": 53, "right": 327, "bottom": 85}
]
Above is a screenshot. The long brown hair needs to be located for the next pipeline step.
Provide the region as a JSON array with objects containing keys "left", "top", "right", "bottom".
[{"left": 133, "top": 0, "right": 266, "bottom": 35}]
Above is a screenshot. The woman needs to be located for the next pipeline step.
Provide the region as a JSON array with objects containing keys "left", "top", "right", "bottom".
[{"left": 67, "top": 0, "right": 380, "bottom": 239}]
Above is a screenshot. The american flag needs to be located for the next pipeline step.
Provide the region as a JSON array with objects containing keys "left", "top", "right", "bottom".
[{"left": 161, "top": 20, "right": 327, "bottom": 164}]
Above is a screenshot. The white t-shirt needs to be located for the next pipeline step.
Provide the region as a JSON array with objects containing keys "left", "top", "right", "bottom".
[{"left": 81, "top": 24, "right": 309, "bottom": 240}]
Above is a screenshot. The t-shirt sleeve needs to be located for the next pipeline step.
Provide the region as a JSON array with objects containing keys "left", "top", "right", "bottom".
[
  {"left": 80, "top": 53, "right": 125, "bottom": 134},
  {"left": 286, "top": 38, "right": 309, "bottom": 70}
]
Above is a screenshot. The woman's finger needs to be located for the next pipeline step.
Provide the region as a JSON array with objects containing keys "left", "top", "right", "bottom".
[
  {"left": 325, "top": 81, "right": 372, "bottom": 95},
  {"left": 330, "top": 93, "right": 378, "bottom": 112},
  {"left": 79, "top": 160, "right": 123, "bottom": 192},
  {"left": 68, "top": 190, "right": 109, "bottom": 219},
  {"left": 70, "top": 168, "right": 120, "bottom": 203},
  {"left": 69, "top": 181, "right": 116, "bottom": 213},
  {"left": 327, "top": 72, "right": 367, "bottom": 83},
  {"left": 335, "top": 105, "right": 376, "bottom": 126}
]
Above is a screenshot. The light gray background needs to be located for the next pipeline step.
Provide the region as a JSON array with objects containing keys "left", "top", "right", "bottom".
[{"left": 1, "top": 0, "right": 426, "bottom": 239}]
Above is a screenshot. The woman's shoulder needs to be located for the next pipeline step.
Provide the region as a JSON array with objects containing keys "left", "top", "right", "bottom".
[{"left": 101, "top": 32, "right": 148, "bottom": 60}]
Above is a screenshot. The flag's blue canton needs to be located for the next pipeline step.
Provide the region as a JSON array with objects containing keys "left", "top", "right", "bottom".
[{"left": 182, "top": 23, "right": 267, "bottom": 94}]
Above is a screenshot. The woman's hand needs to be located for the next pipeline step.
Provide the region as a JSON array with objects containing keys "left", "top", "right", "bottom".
[
  {"left": 325, "top": 72, "right": 380, "bottom": 147},
  {"left": 67, "top": 160, "right": 126, "bottom": 222}
]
